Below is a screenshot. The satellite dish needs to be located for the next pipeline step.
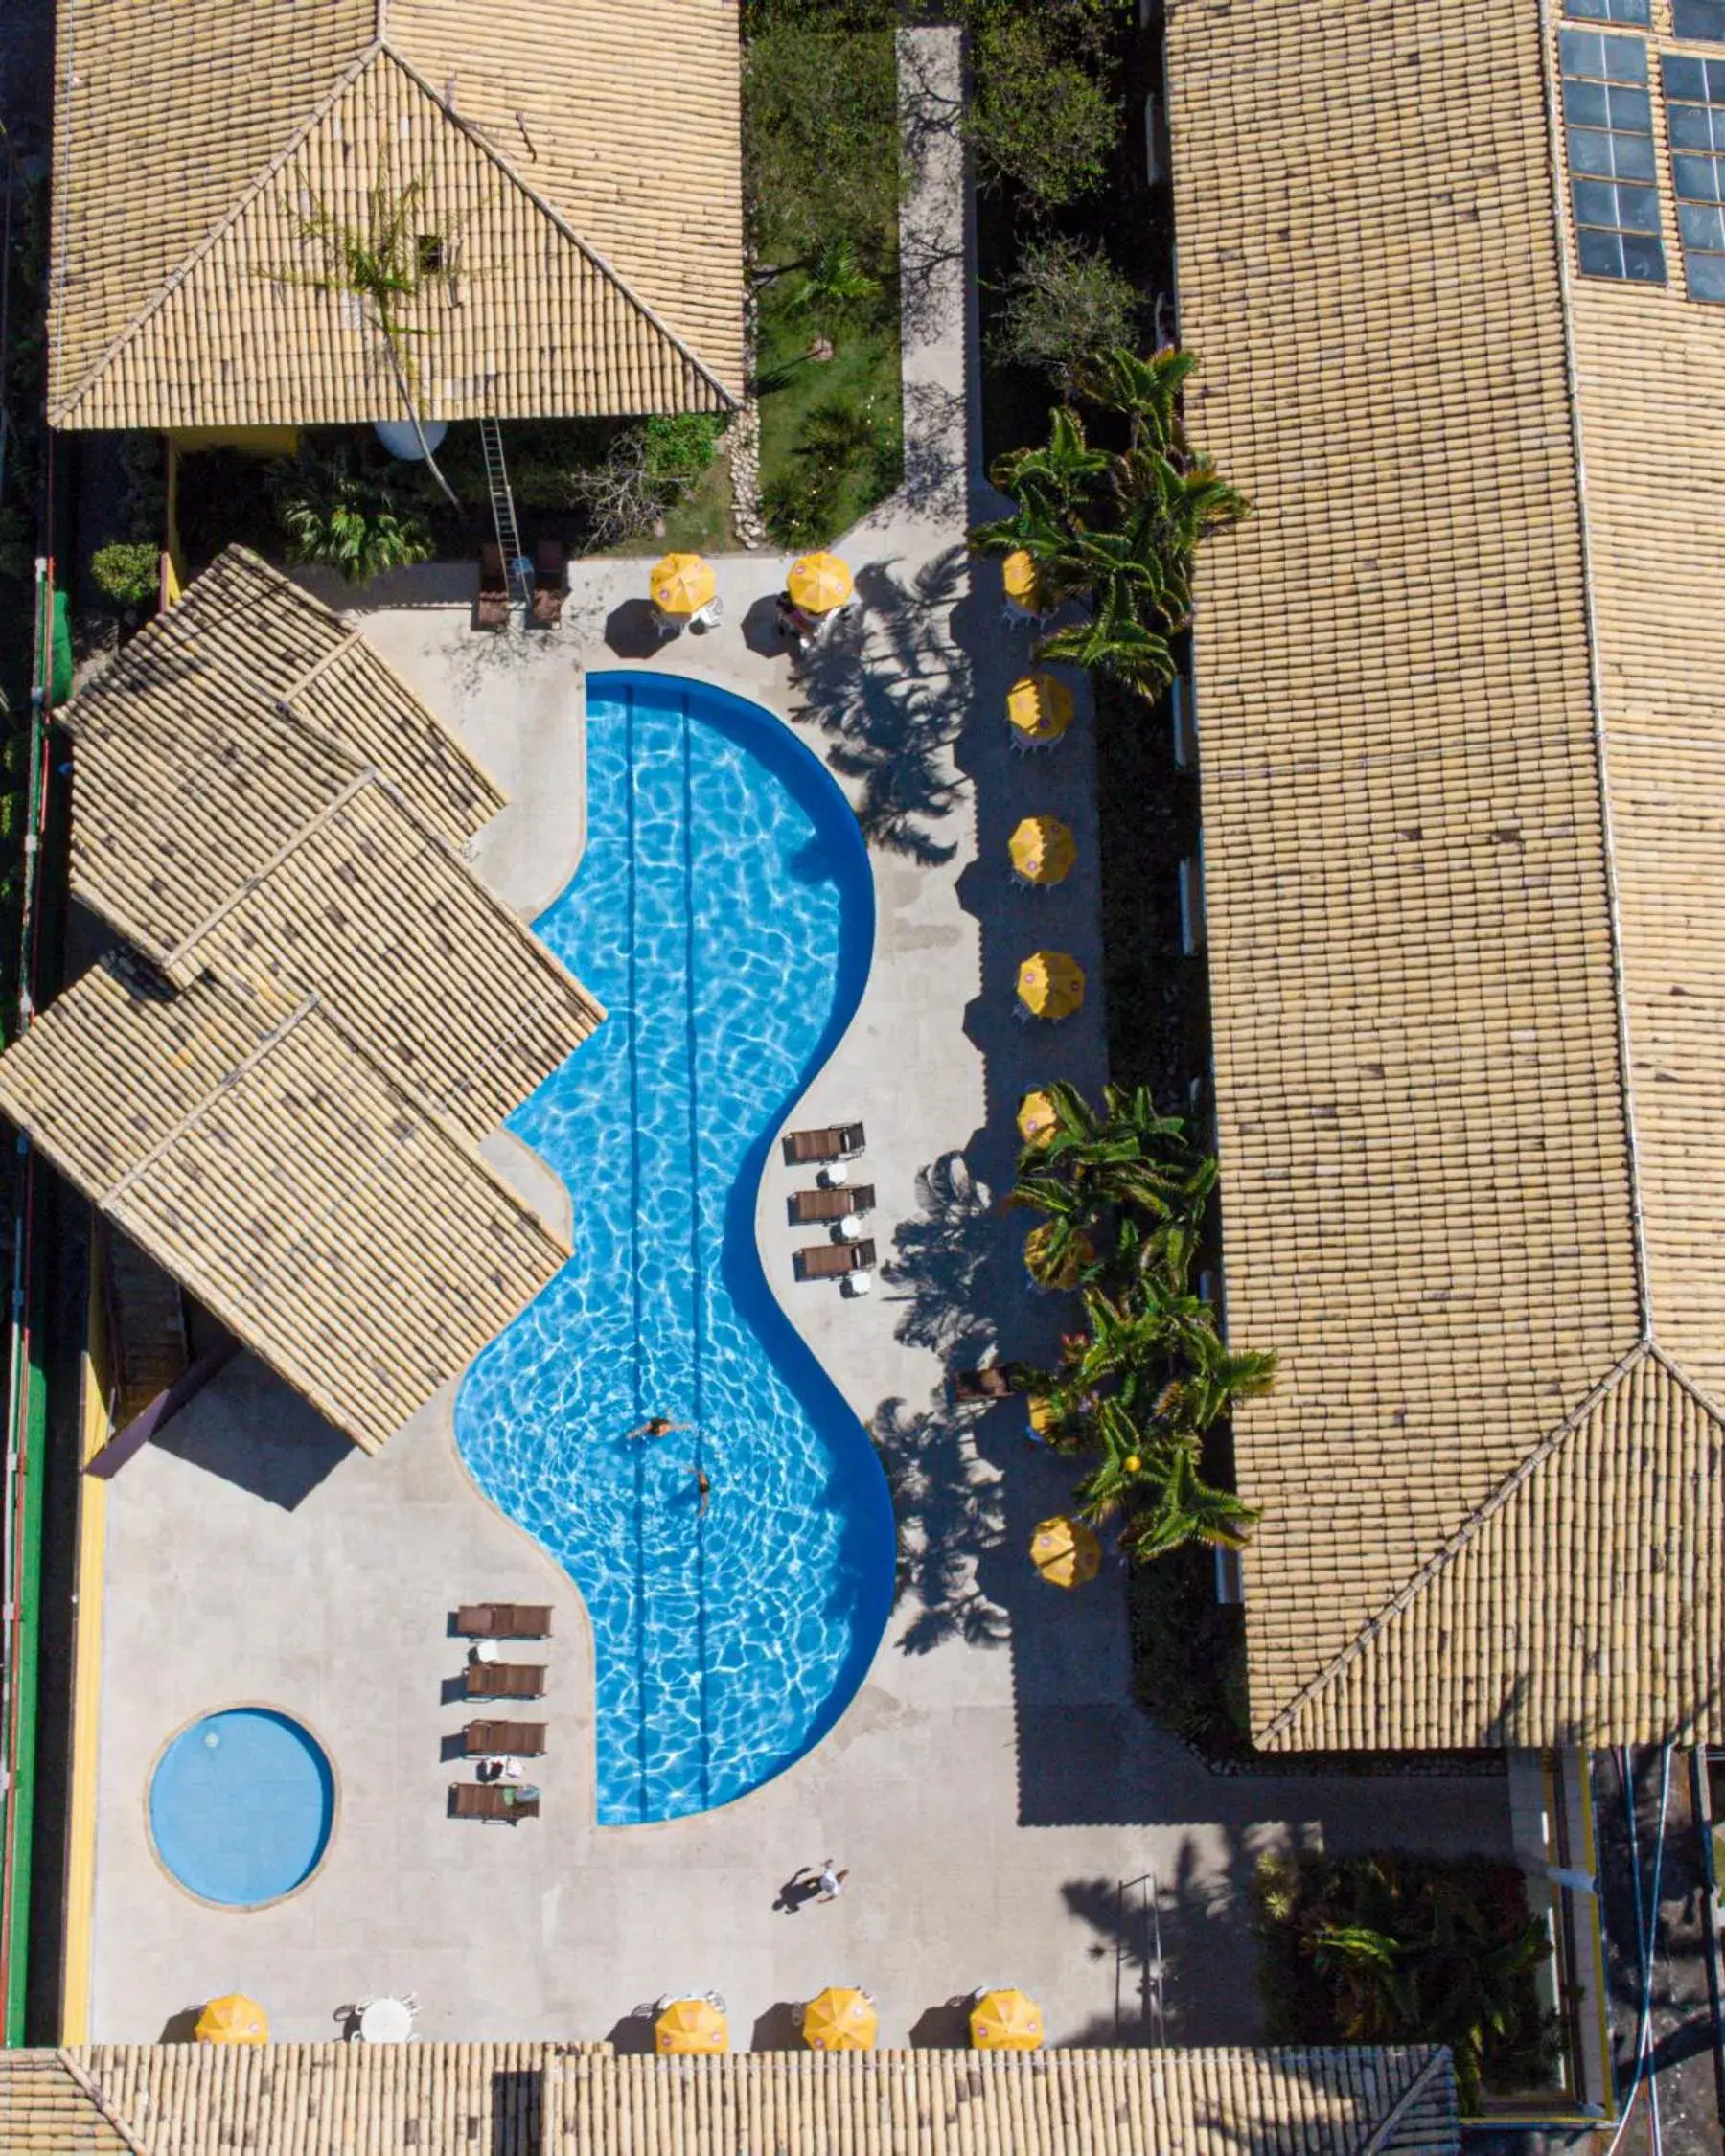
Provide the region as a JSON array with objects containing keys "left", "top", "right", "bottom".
[{"left": 372, "top": 418, "right": 448, "bottom": 461}]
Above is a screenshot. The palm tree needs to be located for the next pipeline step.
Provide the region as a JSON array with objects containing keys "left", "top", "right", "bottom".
[
  {"left": 291, "top": 171, "right": 463, "bottom": 510},
  {"left": 1117, "top": 1440, "right": 1260, "bottom": 1560},
  {"left": 1073, "top": 344, "right": 1199, "bottom": 455},
  {"left": 1307, "top": 1924, "right": 1412, "bottom": 2044},
  {"left": 1153, "top": 1323, "right": 1278, "bottom": 1434},
  {"left": 1008, "top": 1167, "right": 1099, "bottom": 1289}
]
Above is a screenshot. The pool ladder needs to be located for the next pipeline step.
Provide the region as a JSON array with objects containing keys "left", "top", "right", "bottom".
[{"left": 480, "top": 417, "right": 531, "bottom": 608}]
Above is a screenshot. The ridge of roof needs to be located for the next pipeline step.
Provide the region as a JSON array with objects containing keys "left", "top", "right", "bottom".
[
  {"left": 55, "top": 2045, "right": 155, "bottom": 2155},
  {"left": 376, "top": 43, "right": 741, "bottom": 409},
  {"left": 48, "top": 38, "right": 384, "bottom": 425},
  {"left": 51, "top": 34, "right": 741, "bottom": 427},
  {"left": 1255, "top": 1342, "right": 1654, "bottom": 1749}
]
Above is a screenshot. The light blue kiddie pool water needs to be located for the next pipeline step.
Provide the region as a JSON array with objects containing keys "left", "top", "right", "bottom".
[
  {"left": 456, "top": 672, "right": 894, "bottom": 1825},
  {"left": 150, "top": 1709, "right": 334, "bottom": 1906}
]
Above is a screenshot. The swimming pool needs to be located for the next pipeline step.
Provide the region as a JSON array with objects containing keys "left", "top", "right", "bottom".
[
  {"left": 456, "top": 673, "right": 894, "bottom": 1824},
  {"left": 150, "top": 1709, "right": 334, "bottom": 1906}
]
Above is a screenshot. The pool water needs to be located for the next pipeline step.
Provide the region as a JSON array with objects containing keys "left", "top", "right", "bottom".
[
  {"left": 150, "top": 1709, "right": 334, "bottom": 1906},
  {"left": 456, "top": 673, "right": 894, "bottom": 1824}
]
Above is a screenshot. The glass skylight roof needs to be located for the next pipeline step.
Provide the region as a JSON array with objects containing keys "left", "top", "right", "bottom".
[
  {"left": 1565, "top": 0, "right": 1651, "bottom": 22},
  {"left": 1664, "top": 53, "right": 1725, "bottom": 299},
  {"left": 1672, "top": 0, "right": 1725, "bottom": 43},
  {"left": 1561, "top": 30, "right": 1668, "bottom": 282}
]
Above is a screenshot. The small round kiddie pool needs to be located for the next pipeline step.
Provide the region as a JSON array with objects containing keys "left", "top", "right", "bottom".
[{"left": 149, "top": 1708, "right": 335, "bottom": 1908}]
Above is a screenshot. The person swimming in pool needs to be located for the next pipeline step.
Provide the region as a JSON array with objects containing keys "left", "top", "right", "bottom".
[
  {"left": 626, "top": 1415, "right": 686, "bottom": 1439},
  {"left": 696, "top": 1469, "right": 711, "bottom": 1515}
]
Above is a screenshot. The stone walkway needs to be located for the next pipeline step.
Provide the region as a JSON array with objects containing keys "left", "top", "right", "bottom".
[{"left": 86, "top": 30, "right": 1513, "bottom": 2049}]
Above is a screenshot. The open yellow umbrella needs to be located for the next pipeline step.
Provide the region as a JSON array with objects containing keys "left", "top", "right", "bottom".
[
  {"left": 1027, "top": 1394, "right": 1062, "bottom": 1440},
  {"left": 1006, "top": 672, "right": 1073, "bottom": 746},
  {"left": 650, "top": 553, "right": 717, "bottom": 616},
  {"left": 801, "top": 1987, "right": 878, "bottom": 2052},
  {"left": 970, "top": 1988, "right": 1043, "bottom": 2051},
  {"left": 196, "top": 1995, "right": 268, "bottom": 2045},
  {"left": 1031, "top": 1515, "right": 1102, "bottom": 1589},
  {"left": 1017, "top": 951, "right": 1085, "bottom": 1021},
  {"left": 1017, "top": 1089, "right": 1059, "bottom": 1147},
  {"left": 656, "top": 1998, "right": 728, "bottom": 2053},
  {"left": 1008, "top": 815, "right": 1076, "bottom": 887},
  {"left": 1024, "top": 1223, "right": 1093, "bottom": 1290},
  {"left": 788, "top": 552, "right": 854, "bottom": 614},
  {"left": 1002, "top": 549, "right": 1045, "bottom": 607}
]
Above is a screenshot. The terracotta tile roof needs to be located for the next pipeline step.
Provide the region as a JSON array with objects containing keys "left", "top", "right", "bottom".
[
  {"left": 1164, "top": 0, "right": 1725, "bottom": 1748},
  {"left": 67, "top": 547, "right": 505, "bottom": 969},
  {"left": 48, "top": 0, "right": 743, "bottom": 428},
  {"left": 0, "top": 959, "right": 570, "bottom": 1453},
  {"left": 0, "top": 2044, "right": 1460, "bottom": 2156}
]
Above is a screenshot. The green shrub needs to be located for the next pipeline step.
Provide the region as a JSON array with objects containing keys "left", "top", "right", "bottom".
[
  {"left": 743, "top": 24, "right": 901, "bottom": 275},
  {"left": 990, "top": 237, "right": 1143, "bottom": 386},
  {"left": 91, "top": 541, "right": 160, "bottom": 608},
  {"left": 268, "top": 446, "right": 433, "bottom": 585},
  {"left": 795, "top": 398, "right": 879, "bottom": 475},
  {"left": 643, "top": 412, "right": 726, "bottom": 489}
]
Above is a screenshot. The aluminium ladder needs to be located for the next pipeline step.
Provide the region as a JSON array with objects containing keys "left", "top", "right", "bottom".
[{"left": 479, "top": 417, "right": 532, "bottom": 609}]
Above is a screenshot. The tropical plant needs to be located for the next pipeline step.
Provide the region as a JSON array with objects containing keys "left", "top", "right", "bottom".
[
  {"left": 971, "top": 346, "right": 1247, "bottom": 700},
  {"left": 268, "top": 446, "right": 433, "bottom": 585},
  {"left": 789, "top": 239, "right": 883, "bottom": 342},
  {"left": 288, "top": 172, "right": 462, "bottom": 508},
  {"left": 90, "top": 541, "right": 159, "bottom": 608},
  {"left": 1116, "top": 1443, "right": 1260, "bottom": 1560},
  {"left": 990, "top": 236, "right": 1143, "bottom": 386}
]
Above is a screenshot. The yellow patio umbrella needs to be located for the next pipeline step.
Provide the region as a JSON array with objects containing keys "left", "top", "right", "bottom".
[
  {"left": 650, "top": 553, "right": 717, "bottom": 616},
  {"left": 1002, "top": 549, "right": 1045, "bottom": 607},
  {"left": 1024, "top": 1223, "right": 1094, "bottom": 1291},
  {"left": 1008, "top": 814, "right": 1076, "bottom": 887},
  {"left": 656, "top": 1998, "right": 728, "bottom": 2053},
  {"left": 1006, "top": 671, "right": 1073, "bottom": 746},
  {"left": 801, "top": 1986, "right": 878, "bottom": 2052},
  {"left": 1017, "top": 950, "right": 1086, "bottom": 1021},
  {"left": 1017, "top": 1089, "right": 1060, "bottom": 1147},
  {"left": 1031, "top": 1515, "right": 1102, "bottom": 1589},
  {"left": 1027, "top": 1394, "right": 1062, "bottom": 1439},
  {"left": 787, "top": 551, "right": 854, "bottom": 614},
  {"left": 970, "top": 1988, "right": 1044, "bottom": 2051},
  {"left": 196, "top": 1995, "right": 269, "bottom": 2045}
]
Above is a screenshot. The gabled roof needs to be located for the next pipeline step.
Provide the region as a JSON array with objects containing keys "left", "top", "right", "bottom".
[
  {"left": 1164, "top": 0, "right": 1725, "bottom": 1749},
  {"left": 48, "top": 0, "right": 744, "bottom": 428},
  {"left": 0, "top": 2043, "right": 1461, "bottom": 2156},
  {"left": 0, "top": 960, "right": 569, "bottom": 1453}
]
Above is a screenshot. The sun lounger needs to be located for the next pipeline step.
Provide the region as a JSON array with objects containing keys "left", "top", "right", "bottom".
[
  {"left": 455, "top": 1603, "right": 553, "bottom": 1638},
  {"left": 789, "top": 1183, "right": 875, "bottom": 1227},
  {"left": 783, "top": 1123, "right": 865, "bottom": 1166},
  {"left": 464, "top": 1661, "right": 546, "bottom": 1699},
  {"left": 462, "top": 1719, "right": 547, "bottom": 1757},
  {"left": 476, "top": 542, "right": 509, "bottom": 631},
  {"left": 449, "top": 1782, "right": 540, "bottom": 1823},
  {"left": 794, "top": 1238, "right": 876, "bottom": 1283},
  {"left": 532, "top": 539, "right": 567, "bottom": 628}
]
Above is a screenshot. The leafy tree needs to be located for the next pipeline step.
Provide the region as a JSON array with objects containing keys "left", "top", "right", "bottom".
[
  {"left": 742, "top": 23, "right": 902, "bottom": 280},
  {"left": 968, "top": 6, "right": 1123, "bottom": 209},
  {"left": 269, "top": 445, "right": 433, "bottom": 585},
  {"left": 990, "top": 236, "right": 1144, "bottom": 387}
]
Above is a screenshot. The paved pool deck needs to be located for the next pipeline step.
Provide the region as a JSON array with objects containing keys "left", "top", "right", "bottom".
[{"left": 83, "top": 31, "right": 1515, "bottom": 2049}]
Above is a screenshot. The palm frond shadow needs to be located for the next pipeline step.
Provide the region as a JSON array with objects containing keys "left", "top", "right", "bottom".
[
  {"left": 872, "top": 1396, "right": 1009, "bottom": 1656},
  {"left": 788, "top": 550, "right": 971, "bottom": 865},
  {"left": 881, "top": 1149, "right": 1003, "bottom": 1364}
]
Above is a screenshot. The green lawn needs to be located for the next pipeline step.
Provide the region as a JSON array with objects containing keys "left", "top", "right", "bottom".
[{"left": 755, "top": 272, "right": 903, "bottom": 546}]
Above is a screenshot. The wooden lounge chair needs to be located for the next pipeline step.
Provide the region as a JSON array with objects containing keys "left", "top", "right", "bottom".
[
  {"left": 455, "top": 1602, "right": 553, "bottom": 1639},
  {"left": 476, "top": 542, "right": 509, "bottom": 631},
  {"left": 462, "top": 1719, "right": 547, "bottom": 1757},
  {"left": 789, "top": 1183, "right": 875, "bottom": 1227},
  {"left": 532, "top": 539, "right": 567, "bottom": 629},
  {"left": 464, "top": 1661, "right": 546, "bottom": 1700},
  {"left": 449, "top": 1782, "right": 540, "bottom": 1823},
  {"left": 794, "top": 1238, "right": 876, "bottom": 1283},
  {"left": 783, "top": 1122, "right": 865, "bottom": 1166}
]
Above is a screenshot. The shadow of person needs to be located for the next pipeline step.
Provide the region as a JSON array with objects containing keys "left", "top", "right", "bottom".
[
  {"left": 750, "top": 2001, "right": 805, "bottom": 2051},
  {"left": 604, "top": 597, "right": 676, "bottom": 659},
  {"left": 908, "top": 1998, "right": 974, "bottom": 2049},
  {"left": 772, "top": 1868, "right": 823, "bottom": 1915},
  {"left": 605, "top": 2010, "right": 658, "bottom": 2054},
  {"left": 743, "top": 591, "right": 793, "bottom": 660}
]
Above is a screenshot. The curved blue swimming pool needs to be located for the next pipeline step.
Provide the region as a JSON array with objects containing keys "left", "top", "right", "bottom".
[
  {"left": 150, "top": 1709, "right": 334, "bottom": 1906},
  {"left": 456, "top": 673, "right": 895, "bottom": 1824}
]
